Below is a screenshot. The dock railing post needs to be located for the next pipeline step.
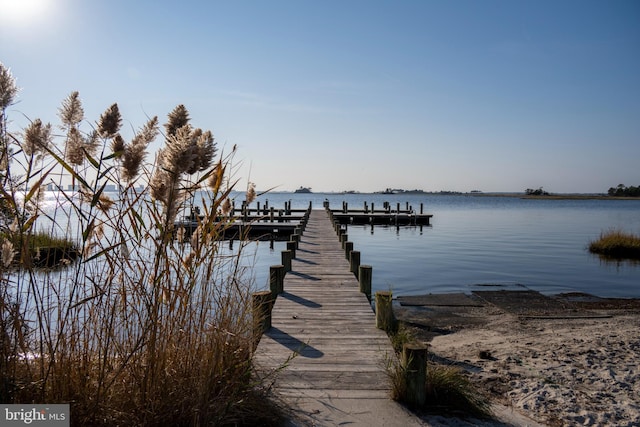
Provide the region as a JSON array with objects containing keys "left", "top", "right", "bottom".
[
  {"left": 350, "top": 250, "right": 360, "bottom": 278},
  {"left": 252, "top": 290, "right": 273, "bottom": 348},
  {"left": 344, "top": 241, "right": 353, "bottom": 259},
  {"left": 359, "top": 265, "right": 372, "bottom": 300},
  {"left": 402, "top": 343, "right": 428, "bottom": 407},
  {"left": 270, "top": 264, "right": 285, "bottom": 297},
  {"left": 375, "top": 291, "right": 396, "bottom": 333},
  {"left": 281, "top": 250, "right": 292, "bottom": 272},
  {"left": 286, "top": 241, "right": 296, "bottom": 259}
]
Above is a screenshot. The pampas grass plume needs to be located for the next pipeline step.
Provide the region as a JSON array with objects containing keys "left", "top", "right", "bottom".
[
  {"left": 58, "top": 91, "right": 84, "bottom": 128},
  {"left": 23, "top": 118, "right": 52, "bottom": 157},
  {"left": 98, "top": 103, "right": 122, "bottom": 138},
  {"left": 1, "top": 239, "right": 15, "bottom": 267}
]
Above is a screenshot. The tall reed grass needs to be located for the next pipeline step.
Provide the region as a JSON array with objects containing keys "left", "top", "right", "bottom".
[{"left": 1, "top": 63, "right": 279, "bottom": 425}]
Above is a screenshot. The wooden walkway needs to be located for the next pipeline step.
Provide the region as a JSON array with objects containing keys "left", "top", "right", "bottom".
[{"left": 253, "top": 210, "right": 423, "bottom": 426}]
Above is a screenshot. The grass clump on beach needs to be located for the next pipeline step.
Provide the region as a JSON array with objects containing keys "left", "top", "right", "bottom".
[
  {"left": 1, "top": 62, "right": 282, "bottom": 426},
  {"left": 387, "top": 325, "right": 491, "bottom": 419},
  {"left": 589, "top": 229, "right": 640, "bottom": 260}
]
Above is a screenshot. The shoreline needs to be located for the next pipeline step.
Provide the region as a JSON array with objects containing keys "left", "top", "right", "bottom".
[{"left": 396, "top": 293, "right": 640, "bottom": 426}]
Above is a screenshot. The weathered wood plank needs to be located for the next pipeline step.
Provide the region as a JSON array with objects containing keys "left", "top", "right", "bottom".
[{"left": 254, "top": 209, "right": 399, "bottom": 415}]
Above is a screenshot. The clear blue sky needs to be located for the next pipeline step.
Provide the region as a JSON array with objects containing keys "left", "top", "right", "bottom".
[{"left": 1, "top": 0, "right": 638, "bottom": 193}]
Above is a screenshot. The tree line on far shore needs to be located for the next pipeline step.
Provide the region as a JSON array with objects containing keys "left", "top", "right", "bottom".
[{"left": 608, "top": 184, "right": 640, "bottom": 197}]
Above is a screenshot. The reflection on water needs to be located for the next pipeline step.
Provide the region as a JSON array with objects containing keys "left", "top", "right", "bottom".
[
  {"left": 27, "top": 191, "right": 640, "bottom": 298},
  {"left": 249, "top": 193, "right": 640, "bottom": 298}
]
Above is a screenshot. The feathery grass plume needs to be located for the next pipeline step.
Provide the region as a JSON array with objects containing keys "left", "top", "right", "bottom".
[
  {"left": 97, "top": 193, "right": 115, "bottom": 213},
  {"left": 221, "top": 197, "right": 232, "bottom": 215},
  {"left": 97, "top": 103, "right": 122, "bottom": 138},
  {"left": 0, "top": 62, "right": 19, "bottom": 111},
  {"left": 195, "top": 129, "right": 216, "bottom": 171},
  {"left": 111, "top": 133, "right": 125, "bottom": 156},
  {"left": 58, "top": 91, "right": 84, "bottom": 128},
  {"left": 1, "top": 238, "right": 15, "bottom": 267},
  {"left": 208, "top": 160, "right": 225, "bottom": 192},
  {"left": 121, "top": 116, "right": 159, "bottom": 181},
  {"left": 149, "top": 166, "right": 170, "bottom": 203},
  {"left": 23, "top": 119, "right": 52, "bottom": 158},
  {"left": 246, "top": 182, "right": 256, "bottom": 204},
  {"left": 64, "top": 127, "right": 85, "bottom": 165},
  {"left": 163, "top": 125, "right": 199, "bottom": 175},
  {"left": 164, "top": 104, "right": 190, "bottom": 137}
]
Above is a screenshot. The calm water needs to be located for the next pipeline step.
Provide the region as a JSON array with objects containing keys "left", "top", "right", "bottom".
[{"left": 246, "top": 193, "right": 640, "bottom": 298}]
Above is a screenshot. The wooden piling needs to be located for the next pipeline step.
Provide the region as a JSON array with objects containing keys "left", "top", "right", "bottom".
[
  {"left": 344, "top": 241, "right": 353, "bottom": 260},
  {"left": 252, "top": 290, "right": 273, "bottom": 346},
  {"left": 286, "top": 241, "right": 296, "bottom": 258},
  {"left": 270, "top": 264, "right": 285, "bottom": 297},
  {"left": 375, "top": 291, "right": 396, "bottom": 332},
  {"left": 359, "top": 265, "right": 372, "bottom": 300},
  {"left": 350, "top": 250, "right": 360, "bottom": 278},
  {"left": 402, "top": 343, "right": 428, "bottom": 407},
  {"left": 281, "top": 250, "right": 292, "bottom": 272}
]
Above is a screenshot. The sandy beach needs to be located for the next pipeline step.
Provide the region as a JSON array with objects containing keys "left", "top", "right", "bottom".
[{"left": 397, "top": 293, "right": 640, "bottom": 427}]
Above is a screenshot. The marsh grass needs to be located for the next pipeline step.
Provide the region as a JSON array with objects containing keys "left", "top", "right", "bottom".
[
  {"left": 1, "top": 64, "right": 282, "bottom": 426},
  {"left": 589, "top": 229, "right": 640, "bottom": 261},
  {"left": 387, "top": 325, "right": 491, "bottom": 419}
]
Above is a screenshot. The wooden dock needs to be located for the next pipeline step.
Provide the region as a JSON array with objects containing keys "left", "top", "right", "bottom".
[
  {"left": 253, "top": 209, "right": 422, "bottom": 426},
  {"left": 327, "top": 200, "right": 433, "bottom": 226}
]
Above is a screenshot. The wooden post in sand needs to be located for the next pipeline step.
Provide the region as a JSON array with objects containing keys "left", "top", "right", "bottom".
[
  {"left": 402, "top": 343, "right": 428, "bottom": 407},
  {"left": 375, "top": 291, "right": 395, "bottom": 332}
]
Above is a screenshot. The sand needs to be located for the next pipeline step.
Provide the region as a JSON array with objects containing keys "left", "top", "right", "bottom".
[{"left": 399, "top": 296, "right": 640, "bottom": 427}]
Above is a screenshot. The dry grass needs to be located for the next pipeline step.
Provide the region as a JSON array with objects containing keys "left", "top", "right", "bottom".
[
  {"left": 589, "top": 229, "right": 640, "bottom": 260},
  {"left": 387, "top": 325, "right": 491, "bottom": 419},
  {"left": 1, "top": 63, "right": 282, "bottom": 426}
]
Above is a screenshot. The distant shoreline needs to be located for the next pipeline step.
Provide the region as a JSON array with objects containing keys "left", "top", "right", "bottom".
[{"left": 279, "top": 190, "right": 640, "bottom": 200}]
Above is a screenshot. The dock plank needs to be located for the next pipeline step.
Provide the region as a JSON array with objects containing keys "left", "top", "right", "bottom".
[{"left": 253, "top": 210, "right": 422, "bottom": 425}]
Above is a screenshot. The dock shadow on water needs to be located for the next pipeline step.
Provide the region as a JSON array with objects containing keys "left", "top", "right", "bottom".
[{"left": 265, "top": 327, "right": 324, "bottom": 358}]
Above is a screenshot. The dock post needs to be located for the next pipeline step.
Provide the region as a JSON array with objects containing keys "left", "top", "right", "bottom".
[
  {"left": 270, "top": 207, "right": 274, "bottom": 222},
  {"left": 344, "top": 241, "right": 353, "bottom": 260},
  {"left": 281, "top": 250, "right": 292, "bottom": 272},
  {"left": 340, "top": 233, "right": 348, "bottom": 248},
  {"left": 420, "top": 203, "right": 423, "bottom": 214},
  {"left": 270, "top": 264, "right": 285, "bottom": 297},
  {"left": 359, "top": 265, "right": 372, "bottom": 300},
  {"left": 402, "top": 343, "right": 428, "bottom": 407},
  {"left": 286, "top": 241, "right": 296, "bottom": 258},
  {"left": 375, "top": 291, "right": 396, "bottom": 333},
  {"left": 350, "top": 250, "right": 360, "bottom": 278},
  {"left": 291, "top": 233, "right": 300, "bottom": 249},
  {"left": 252, "top": 290, "right": 273, "bottom": 347}
]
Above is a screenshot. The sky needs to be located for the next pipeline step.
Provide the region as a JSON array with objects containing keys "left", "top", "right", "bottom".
[{"left": 1, "top": 0, "right": 638, "bottom": 194}]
